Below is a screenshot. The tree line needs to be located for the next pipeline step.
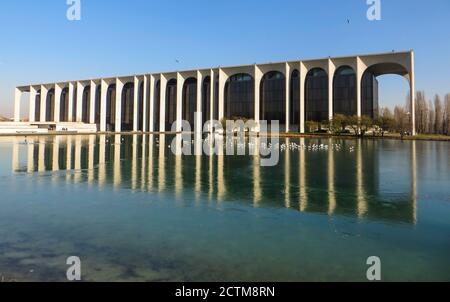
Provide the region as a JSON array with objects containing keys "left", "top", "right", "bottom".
[{"left": 305, "top": 93, "right": 450, "bottom": 137}]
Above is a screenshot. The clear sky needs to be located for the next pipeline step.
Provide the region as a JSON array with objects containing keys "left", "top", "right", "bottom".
[{"left": 0, "top": 0, "right": 449, "bottom": 117}]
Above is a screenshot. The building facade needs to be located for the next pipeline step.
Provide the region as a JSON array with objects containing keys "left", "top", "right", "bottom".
[{"left": 13, "top": 51, "right": 416, "bottom": 135}]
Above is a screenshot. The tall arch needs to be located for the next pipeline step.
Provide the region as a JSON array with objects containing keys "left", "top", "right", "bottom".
[
  {"left": 153, "top": 80, "right": 161, "bottom": 132},
  {"left": 35, "top": 90, "right": 41, "bottom": 122},
  {"left": 94, "top": 85, "right": 101, "bottom": 125},
  {"left": 82, "top": 86, "right": 91, "bottom": 123},
  {"left": 72, "top": 87, "right": 78, "bottom": 122},
  {"left": 305, "top": 68, "right": 328, "bottom": 122},
  {"left": 46, "top": 88, "right": 55, "bottom": 122},
  {"left": 106, "top": 84, "right": 116, "bottom": 131},
  {"left": 165, "top": 79, "right": 177, "bottom": 131},
  {"left": 224, "top": 73, "right": 254, "bottom": 120},
  {"left": 182, "top": 77, "right": 197, "bottom": 127},
  {"left": 360, "top": 62, "right": 409, "bottom": 120},
  {"left": 202, "top": 76, "right": 211, "bottom": 123},
  {"left": 60, "top": 87, "right": 69, "bottom": 122},
  {"left": 260, "top": 71, "right": 286, "bottom": 124},
  {"left": 290, "top": 70, "right": 300, "bottom": 129},
  {"left": 138, "top": 81, "right": 144, "bottom": 131},
  {"left": 121, "top": 82, "right": 134, "bottom": 131},
  {"left": 333, "top": 66, "right": 356, "bottom": 117}
]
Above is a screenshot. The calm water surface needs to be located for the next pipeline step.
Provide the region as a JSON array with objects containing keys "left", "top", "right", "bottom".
[{"left": 0, "top": 134, "right": 449, "bottom": 281}]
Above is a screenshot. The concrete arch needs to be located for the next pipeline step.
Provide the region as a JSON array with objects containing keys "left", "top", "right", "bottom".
[
  {"left": 305, "top": 68, "right": 328, "bottom": 123},
  {"left": 224, "top": 73, "right": 254, "bottom": 120},
  {"left": 106, "top": 84, "right": 116, "bottom": 131},
  {"left": 35, "top": 89, "right": 42, "bottom": 122},
  {"left": 165, "top": 78, "right": 177, "bottom": 131},
  {"left": 202, "top": 76, "right": 211, "bottom": 123},
  {"left": 60, "top": 87, "right": 69, "bottom": 122},
  {"left": 182, "top": 77, "right": 197, "bottom": 127},
  {"left": 46, "top": 88, "right": 55, "bottom": 122},
  {"left": 82, "top": 86, "right": 91, "bottom": 123},
  {"left": 121, "top": 82, "right": 134, "bottom": 131},
  {"left": 290, "top": 69, "right": 300, "bottom": 129},
  {"left": 260, "top": 71, "right": 286, "bottom": 124},
  {"left": 333, "top": 65, "right": 357, "bottom": 117}
]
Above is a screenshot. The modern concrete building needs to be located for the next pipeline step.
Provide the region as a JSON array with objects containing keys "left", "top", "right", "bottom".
[{"left": 12, "top": 51, "right": 416, "bottom": 135}]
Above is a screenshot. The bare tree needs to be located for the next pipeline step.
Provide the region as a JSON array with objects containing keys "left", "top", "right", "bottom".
[
  {"left": 415, "top": 91, "right": 428, "bottom": 134},
  {"left": 444, "top": 94, "right": 450, "bottom": 135},
  {"left": 434, "top": 95, "right": 443, "bottom": 134}
]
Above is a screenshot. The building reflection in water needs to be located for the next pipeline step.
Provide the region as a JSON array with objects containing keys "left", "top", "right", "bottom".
[{"left": 10, "top": 134, "right": 418, "bottom": 224}]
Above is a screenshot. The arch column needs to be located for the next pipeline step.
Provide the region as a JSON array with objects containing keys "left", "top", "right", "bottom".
[
  {"left": 299, "top": 62, "right": 307, "bottom": 133},
  {"left": 159, "top": 75, "right": 167, "bottom": 132},
  {"left": 410, "top": 51, "right": 416, "bottom": 136},
  {"left": 115, "top": 78, "right": 124, "bottom": 132},
  {"left": 133, "top": 76, "right": 139, "bottom": 132},
  {"left": 100, "top": 80, "right": 108, "bottom": 132},
  {"left": 176, "top": 73, "right": 184, "bottom": 132},
  {"left": 142, "top": 75, "right": 148, "bottom": 132},
  {"left": 218, "top": 69, "right": 226, "bottom": 121},
  {"left": 328, "top": 59, "right": 335, "bottom": 121},
  {"left": 68, "top": 82, "right": 75, "bottom": 122},
  {"left": 54, "top": 84, "right": 62, "bottom": 123},
  {"left": 196, "top": 71, "right": 203, "bottom": 134},
  {"left": 356, "top": 57, "right": 365, "bottom": 118},
  {"left": 14, "top": 88, "right": 22, "bottom": 122},
  {"left": 148, "top": 75, "right": 155, "bottom": 132},
  {"left": 40, "top": 85, "right": 48, "bottom": 122},
  {"left": 254, "top": 65, "right": 262, "bottom": 126},
  {"left": 285, "top": 63, "right": 290, "bottom": 133},
  {"left": 29, "top": 86, "right": 37, "bottom": 122},
  {"left": 89, "top": 81, "right": 96, "bottom": 124},
  {"left": 76, "top": 82, "right": 84, "bottom": 122}
]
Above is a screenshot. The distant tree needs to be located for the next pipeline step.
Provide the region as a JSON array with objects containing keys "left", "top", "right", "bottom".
[
  {"left": 360, "top": 115, "right": 373, "bottom": 137},
  {"left": 434, "top": 95, "right": 444, "bottom": 134},
  {"left": 428, "top": 100, "right": 435, "bottom": 134},
  {"left": 305, "top": 121, "right": 318, "bottom": 133},
  {"left": 414, "top": 91, "right": 428, "bottom": 134},
  {"left": 347, "top": 115, "right": 361, "bottom": 137},
  {"left": 394, "top": 106, "right": 410, "bottom": 139},
  {"left": 330, "top": 114, "right": 348, "bottom": 135},
  {"left": 444, "top": 94, "right": 450, "bottom": 135}
]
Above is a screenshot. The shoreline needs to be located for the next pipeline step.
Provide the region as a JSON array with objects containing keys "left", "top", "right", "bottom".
[{"left": 0, "top": 131, "right": 449, "bottom": 142}]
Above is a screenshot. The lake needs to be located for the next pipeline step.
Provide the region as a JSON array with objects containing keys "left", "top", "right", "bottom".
[{"left": 0, "top": 134, "right": 449, "bottom": 281}]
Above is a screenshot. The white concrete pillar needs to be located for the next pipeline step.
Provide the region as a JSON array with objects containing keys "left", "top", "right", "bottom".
[
  {"left": 148, "top": 75, "right": 155, "bottom": 132},
  {"left": 89, "top": 81, "right": 96, "bottom": 124},
  {"left": 196, "top": 71, "right": 203, "bottom": 134},
  {"left": 142, "top": 76, "right": 148, "bottom": 132},
  {"left": 100, "top": 80, "right": 108, "bottom": 131},
  {"left": 210, "top": 69, "right": 215, "bottom": 123},
  {"left": 254, "top": 65, "right": 262, "bottom": 125},
  {"left": 410, "top": 51, "right": 416, "bottom": 136},
  {"left": 253, "top": 65, "right": 262, "bottom": 125},
  {"left": 133, "top": 76, "right": 139, "bottom": 132},
  {"left": 176, "top": 73, "right": 184, "bottom": 132},
  {"left": 356, "top": 57, "right": 364, "bottom": 118},
  {"left": 299, "top": 62, "right": 307, "bottom": 133},
  {"left": 54, "top": 84, "right": 62, "bottom": 123},
  {"left": 14, "top": 88, "right": 22, "bottom": 122},
  {"left": 285, "top": 63, "right": 291, "bottom": 133},
  {"left": 115, "top": 78, "right": 124, "bottom": 132},
  {"left": 159, "top": 75, "right": 167, "bottom": 132},
  {"left": 76, "top": 82, "right": 84, "bottom": 122},
  {"left": 68, "top": 82, "right": 75, "bottom": 122},
  {"left": 40, "top": 85, "right": 48, "bottom": 122},
  {"left": 218, "top": 69, "right": 226, "bottom": 121},
  {"left": 328, "top": 59, "right": 335, "bottom": 121},
  {"left": 29, "top": 86, "right": 37, "bottom": 122}
]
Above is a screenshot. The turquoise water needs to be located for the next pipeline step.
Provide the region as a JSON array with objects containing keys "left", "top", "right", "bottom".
[{"left": 0, "top": 134, "right": 449, "bottom": 281}]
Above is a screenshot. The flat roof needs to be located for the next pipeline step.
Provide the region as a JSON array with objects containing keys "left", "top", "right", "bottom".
[{"left": 17, "top": 50, "right": 413, "bottom": 89}]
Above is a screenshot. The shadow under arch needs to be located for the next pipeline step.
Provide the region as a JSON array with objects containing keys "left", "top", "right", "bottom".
[
  {"left": 305, "top": 68, "right": 328, "bottom": 123},
  {"left": 165, "top": 79, "right": 177, "bottom": 131},
  {"left": 82, "top": 86, "right": 91, "bottom": 123},
  {"left": 260, "top": 71, "right": 286, "bottom": 125},
  {"left": 106, "top": 84, "right": 116, "bottom": 132},
  {"left": 224, "top": 73, "right": 254, "bottom": 120},
  {"left": 60, "top": 87, "right": 69, "bottom": 122},
  {"left": 333, "top": 65, "right": 357, "bottom": 117},
  {"left": 34, "top": 89, "right": 41, "bottom": 122},
  {"left": 182, "top": 77, "right": 197, "bottom": 127},
  {"left": 121, "top": 82, "right": 134, "bottom": 131},
  {"left": 46, "top": 88, "right": 55, "bottom": 122},
  {"left": 290, "top": 69, "right": 300, "bottom": 131}
]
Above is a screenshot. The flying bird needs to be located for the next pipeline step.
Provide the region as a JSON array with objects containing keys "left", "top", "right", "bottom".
[{"left": 347, "top": 19, "right": 350, "bottom": 24}]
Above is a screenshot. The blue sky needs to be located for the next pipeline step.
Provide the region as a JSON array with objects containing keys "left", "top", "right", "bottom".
[{"left": 0, "top": 0, "right": 449, "bottom": 117}]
